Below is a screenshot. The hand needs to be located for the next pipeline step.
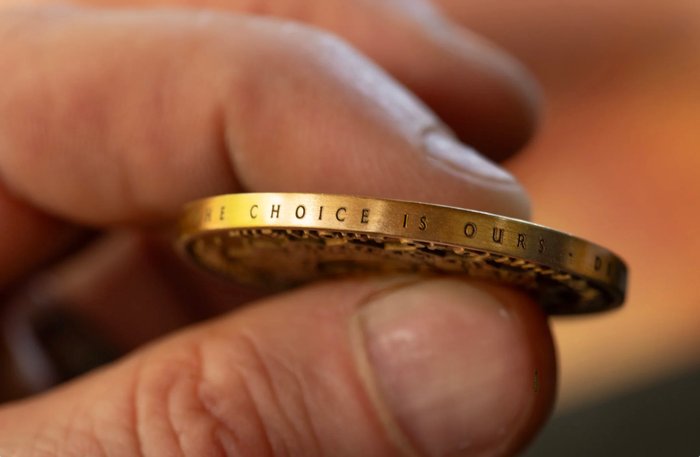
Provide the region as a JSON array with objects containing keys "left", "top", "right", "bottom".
[{"left": 0, "top": 2, "right": 555, "bottom": 455}]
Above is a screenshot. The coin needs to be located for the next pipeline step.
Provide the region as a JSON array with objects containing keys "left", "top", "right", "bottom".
[{"left": 177, "top": 193, "right": 627, "bottom": 315}]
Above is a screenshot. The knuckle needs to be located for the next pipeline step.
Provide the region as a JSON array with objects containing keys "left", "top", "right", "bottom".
[
  {"left": 128, "top": 341, "right": 230, "bottom": 456},
  {"left": 126, "top": 334, "right": 322, "bottom": 456}
]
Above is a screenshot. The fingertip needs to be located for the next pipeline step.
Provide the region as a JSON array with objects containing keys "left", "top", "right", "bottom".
[
  {"left": 469, "top": 280, "right": 557, "bottom": 451},
  {"left": 355, "top": 278, "right": 556, "bottom": 456},
  {"left": 420, "top": 129, "right": 533, "bottom": 219}
]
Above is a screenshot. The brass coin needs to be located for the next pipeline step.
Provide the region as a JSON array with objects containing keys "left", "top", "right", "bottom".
[{"left": 177, "top": 193, "right": 627, "bottom": 315}]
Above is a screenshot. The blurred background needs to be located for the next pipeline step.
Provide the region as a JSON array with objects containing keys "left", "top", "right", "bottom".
[{"left": 435, "top": 0, "right": 700, "bottom": 454}]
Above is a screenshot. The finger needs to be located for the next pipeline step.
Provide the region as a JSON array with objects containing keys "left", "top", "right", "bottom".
[
  {"left": 0, "top": 278, "right": 555, "bottom": 456},
  {"left": 0, "top": 8, "right": 528, "bottom": 222},
  {"left": 6, "top": 0, "right": 540, "bottom": 160},
  {"left": 0, "top": 207, "right": 265, "bottom": 401},
  {"left": 320, "top": 0, "right": 540, "bottom": 160},
  {"left": 0, "top": 231, "right": 261, "bottom": 399},
  {"left": 0, "top": 8, "right": 530, "bottom": 285}
]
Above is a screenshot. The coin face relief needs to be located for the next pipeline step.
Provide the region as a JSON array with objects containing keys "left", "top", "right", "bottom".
[{"left": 177, "top": 193, "right": 628, "bottom": 315}]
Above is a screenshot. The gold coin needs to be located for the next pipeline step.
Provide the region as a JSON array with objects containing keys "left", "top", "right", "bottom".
[{"left": 177, "top": 193, "right": 627, "bottom": 315}]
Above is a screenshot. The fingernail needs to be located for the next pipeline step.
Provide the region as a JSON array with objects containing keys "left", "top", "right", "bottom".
[
  {"left": 423, "top": 129, "right": 517, "bottom": 185},
  {"left": 423, "top": 129, "right": 531, "bottom": 219},
  {"left": 357, "top": 279, "right": 535, "bottom": 456}
]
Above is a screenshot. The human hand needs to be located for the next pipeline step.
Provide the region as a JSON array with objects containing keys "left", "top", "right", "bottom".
[{"left": 0, "top": 2, "right": 555, "bottom": 455}]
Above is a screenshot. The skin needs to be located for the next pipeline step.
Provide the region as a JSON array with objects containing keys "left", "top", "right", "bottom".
[
  {"left": 0, "top": 1, "right": 557, "bottom": 456},
  {"left": 6, "top": 0, "right": 695, "bottom": 454}
]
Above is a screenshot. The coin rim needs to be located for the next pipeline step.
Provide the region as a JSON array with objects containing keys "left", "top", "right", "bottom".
[{"left": 177, "top": 193, "right": 628, "bottom": 314}]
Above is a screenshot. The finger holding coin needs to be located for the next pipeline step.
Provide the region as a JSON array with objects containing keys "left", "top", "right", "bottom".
[{"left": 0, "top": 4, "right": 567, "bottom": 456}]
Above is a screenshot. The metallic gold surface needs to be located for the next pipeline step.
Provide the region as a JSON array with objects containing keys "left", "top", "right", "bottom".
[{"left": 177, "top": 193, "right": 627, "bottom": 314}]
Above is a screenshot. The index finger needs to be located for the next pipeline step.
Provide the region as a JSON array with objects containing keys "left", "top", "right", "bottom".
[{"left": 0, "top": 8, "right": 530, "bottom": 283}]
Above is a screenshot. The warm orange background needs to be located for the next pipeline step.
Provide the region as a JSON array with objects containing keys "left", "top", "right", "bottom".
[{"left": 438, "top": 0, "right": 700, "bottom": 409}]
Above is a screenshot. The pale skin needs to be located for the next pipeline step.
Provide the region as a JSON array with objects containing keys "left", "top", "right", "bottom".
[
  {"left": 3, "top": 0, "right": 694, "bottom": 455},
  {"left": 0, "top": 1, "right": 555, "bottom": 455}
]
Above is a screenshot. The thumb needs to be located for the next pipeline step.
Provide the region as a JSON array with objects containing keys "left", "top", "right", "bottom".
[{"left": 0, "top": 278, "right": 555, "bottom": 456}]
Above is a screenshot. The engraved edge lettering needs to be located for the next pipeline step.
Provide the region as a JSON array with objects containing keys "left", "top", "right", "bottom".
[
  {"left": 361, "top": 208, "right": 370, "bottom": 224},
  {"left": 178, "top": 193, "right": 628, "bottom": 315}
]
